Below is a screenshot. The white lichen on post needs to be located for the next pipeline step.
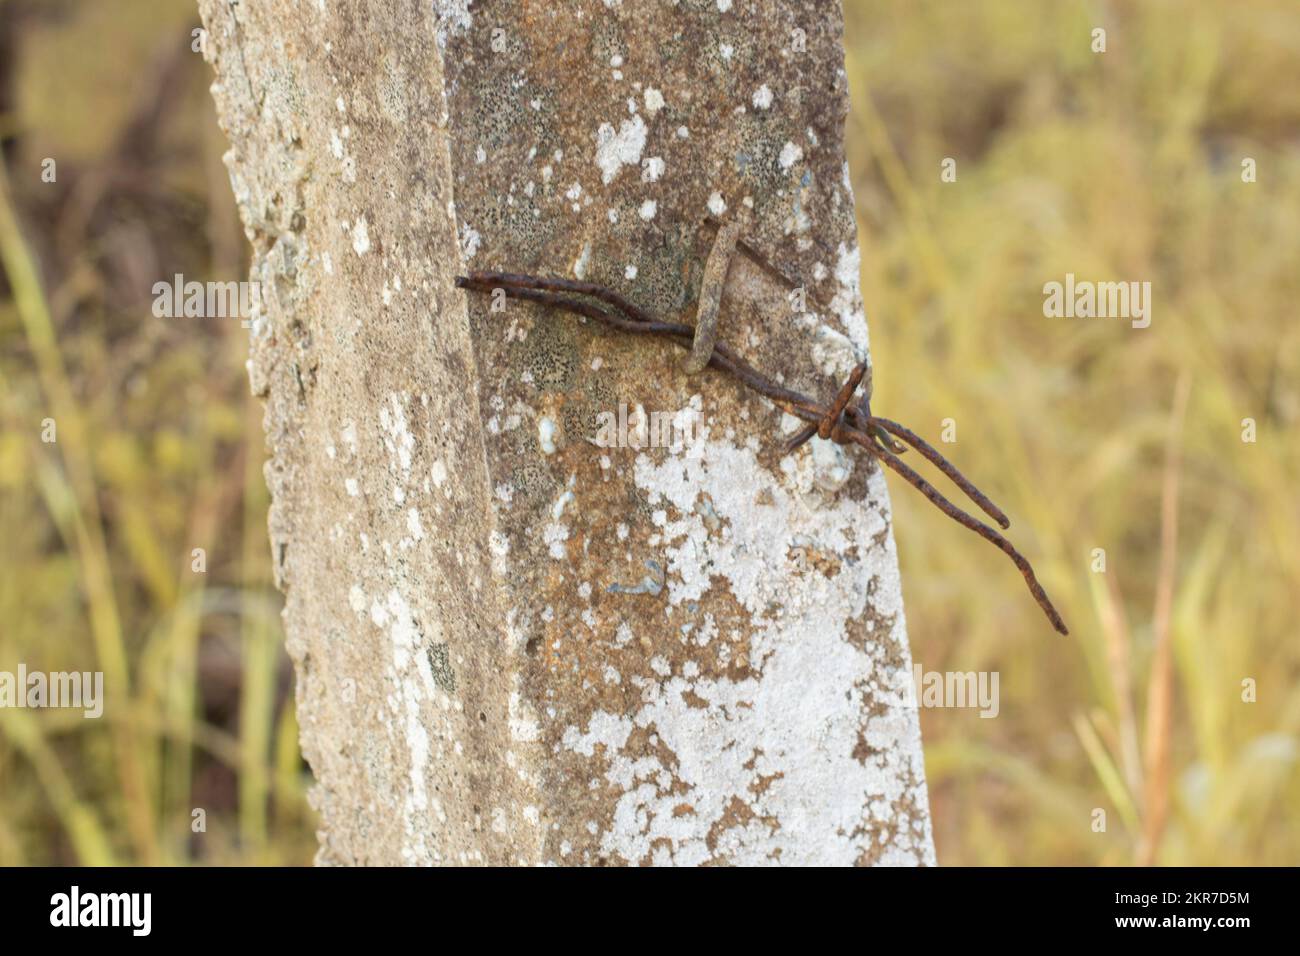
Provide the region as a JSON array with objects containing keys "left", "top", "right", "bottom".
[{"left": 198, "top": 0, "right": 934, "bottom": 865}]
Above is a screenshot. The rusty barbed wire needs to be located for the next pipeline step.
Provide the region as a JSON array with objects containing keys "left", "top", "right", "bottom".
[{"left": 456, "top": 269, "right": 1069, "bottom": 635}]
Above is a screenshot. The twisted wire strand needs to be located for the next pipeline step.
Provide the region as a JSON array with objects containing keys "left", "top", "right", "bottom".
[{"left": 456, "top": 272, "right": 1068, "bottom": 635}]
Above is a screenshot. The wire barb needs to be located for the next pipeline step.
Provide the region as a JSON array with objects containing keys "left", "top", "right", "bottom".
[
  {"left": 455, "top": 270, "right": 1069, "bottom": 635},
  {"left": 685, "top": 218, "right": 742, "bottom": 375},
  {"left": 819, "top": 361, "right": 868, "bottom": 440}
]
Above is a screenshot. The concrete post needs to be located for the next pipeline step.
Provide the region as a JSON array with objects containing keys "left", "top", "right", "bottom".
[{"left": 198, "top": 0, "right": 934, "bottom": 866}]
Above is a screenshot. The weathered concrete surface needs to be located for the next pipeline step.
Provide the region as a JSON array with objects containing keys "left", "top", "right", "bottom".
[{"left": 198, "top": 0, "right": 935, "bottom": 865}]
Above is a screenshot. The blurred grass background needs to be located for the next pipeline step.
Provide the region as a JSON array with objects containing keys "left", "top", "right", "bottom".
[
  {"left": 0, "top": 0, "right": 313, "bottom": 864},
  {"left": 0, "top": 0, "right": 1296, "bottom": 865}
]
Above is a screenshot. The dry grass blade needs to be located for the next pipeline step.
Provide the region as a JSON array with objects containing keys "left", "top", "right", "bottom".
[
  {"left": 1139, "top": 371, "right": 1191, "bottom": 865},
  {"left": 0, "top": 160, "right": 158, "bottom": 862}
]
